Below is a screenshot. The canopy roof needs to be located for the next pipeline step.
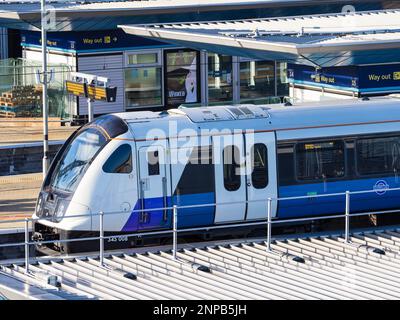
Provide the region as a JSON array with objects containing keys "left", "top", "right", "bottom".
[
  {"left": 120, "top": 9, "right": 400, "bottom": 67},
  {"left": 0, "top": 0, "right": 390, "bottom": 31}
]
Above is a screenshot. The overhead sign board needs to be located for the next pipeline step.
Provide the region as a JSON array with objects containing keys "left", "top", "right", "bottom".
[
  {"left": 66, "top": 80, "right": 87, "bottom": 97},
  {"left": 65, "top": 73, "right": 117, "bottom": 102},
  {"left": 287, "top": 64, "right": 359, "bottom": 91},
  {"left": 21, "top": 30, "right": 169, "bottom": 52},
  {"left": 87, "top": 85, "right": 117, "bottom": 103},
  {"left": 287, "top": 63, "right": 400, "bottom": 94}
]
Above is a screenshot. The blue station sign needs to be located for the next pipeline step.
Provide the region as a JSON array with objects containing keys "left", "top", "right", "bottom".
[
  {"left": 288, "top": 63, "right": 400, "bottom": 94},
  {"left": 21, "top": 29, "right": 171, "bottom": 53}
]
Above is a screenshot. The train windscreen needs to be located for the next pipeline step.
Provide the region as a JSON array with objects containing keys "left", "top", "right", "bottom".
[{"left": 49, "top": 127, "right": 107, "bottom": 193}]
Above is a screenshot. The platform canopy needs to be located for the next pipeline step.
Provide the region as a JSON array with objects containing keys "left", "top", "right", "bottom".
[
  {"left": 120, "top": 9, "right": 400, "bottom": 67},
  {"left": 0, "top": 0, "right": 367, "bottom": 32}
]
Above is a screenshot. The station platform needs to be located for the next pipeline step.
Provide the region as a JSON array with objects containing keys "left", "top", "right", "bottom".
[
  {"left": 0, "top": 122, "right": 76, "bottom": 146},
  {"left": 0, "top": 120, "right": 75, "bottom": 176},
  {"left": 0, "top": 173, "right": 42, "bottom": 229}
]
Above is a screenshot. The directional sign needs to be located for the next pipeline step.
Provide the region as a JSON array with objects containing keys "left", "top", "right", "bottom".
[
  {"left": 66, "top": 80, "right": 87, "bottom": 98},
  {"left": 65, "top": 73, "right": 117, "bottom": 102},
  {"left": 87, "top": 85, "right": 106, "bottom": 101},
  {"left": 65, "top": 72, "right": 117, "bottom": 122},
  {"left": 86, "top": 85, "right": 117, "bottom": 102}
]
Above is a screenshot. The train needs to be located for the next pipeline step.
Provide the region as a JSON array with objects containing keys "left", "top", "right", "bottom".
[{"left": 32, "top": 97, "right": 400, "bottom": 253}]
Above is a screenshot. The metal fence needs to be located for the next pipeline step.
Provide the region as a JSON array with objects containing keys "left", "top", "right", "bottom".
[{"left": 1, "top": 186, "right": 400, "bottom": 274}]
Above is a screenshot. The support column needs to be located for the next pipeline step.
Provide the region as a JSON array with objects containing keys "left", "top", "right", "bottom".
[
  {"left": 232, "top": 56, "right": 240, "bottom": 104},
  {"left": 200, "top": 50, "right": 208, "bottom": 106},
  {"left": 41, "top": 0, "right": 50, "bottom": 179}
]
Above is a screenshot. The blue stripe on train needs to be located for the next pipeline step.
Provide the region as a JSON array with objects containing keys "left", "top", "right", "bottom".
[
  {"left": 278, "top": 176, "right": 400, "bottom": 219},
  {"left": 121, "top": 177, "right": 400, "bottom": 231},
  {"left": 121, "top": 192, "right": 215, "bottom": 232}
]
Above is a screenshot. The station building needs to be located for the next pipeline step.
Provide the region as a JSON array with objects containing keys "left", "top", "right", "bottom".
[
  {"left": 19, "top": 28, "right": 289, "bottom": 117},
  {"left": 121, "top": 8, "right": 400, "bottom": 104},
  {"left": 0, "top": 0, "right": 399, "bottom": 121}
]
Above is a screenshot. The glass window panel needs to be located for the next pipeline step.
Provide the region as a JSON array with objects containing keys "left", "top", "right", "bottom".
[
  {"left": 50, "top": 128, "right": 107, "bottom": 193},
  {"left": 128, "top": 53, "right": 158, "bottom": 65},
  {"left": 240, "top": 60, "right": 275, "bottom": 104},
  {"left": 277, "top": 62, "right": 289, "bottom": 97},
  {"left": 103, "top": 144, "right": 132, "bottom": 174},
  {"left": 296, "top": 140, "right": 345, "bottom": 181},
  {"left": 165, "top": 50, "right": 199, "bottom": 105},
  {"left": 251, "top": 144, "right": 268, "bottom": 189},
  {"left": 176, "top": 146, "right": 214, "bottom": 195},
  {"left": 125, "top": 67, "right": 162, "bottom": 108},
  {"left": 357, "top": 136, "right": 400, "bottom": 175},
  {"left": 148, "top": 150, "right": 160, "bottom": 176},
  {"left": 208, "top": 53, "right": 233, "bottom": 104},
  {"left": 223, "top": 145, "right": 241, "bottom": 191}
]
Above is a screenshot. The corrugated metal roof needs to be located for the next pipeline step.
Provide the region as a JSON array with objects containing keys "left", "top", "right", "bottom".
[
  {"left": 0, "top": 0, "right": 136, "bottom": 12},
  {"left": 0, "top": 0, "right": 327, "bottom": 12},
  {"left": 0, "top": 0, "right": 385, "bottom": 32},
  {"left": 120, "top": 9, "right": 400, "bottom": 67},
  {"left": 0, "top": 0, "right": 316, "bottom": 15},
  {"left": 135, "top": 9, "right": 400, "bottom": 33},
  {"left": 3, "top": 227, "right": 400, "bottom": 300},
  {"left": 0, "top": 0, "right": 318, "bottom": 32}
]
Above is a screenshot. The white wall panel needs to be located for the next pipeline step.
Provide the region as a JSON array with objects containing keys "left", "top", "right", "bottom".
[
  {"left": 23, "top": 49, "right": 76, "bottom": 66},
  {"left": 290, "top": 86, "right": 356, "bottom": 103},
  {"left": 77, "top": 53, "right": 124, "bottom": 115}
]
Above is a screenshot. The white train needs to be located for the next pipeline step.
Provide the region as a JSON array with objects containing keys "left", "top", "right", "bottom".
[{"left": 33, "top": 97, "right": 400, "bottom": 253}]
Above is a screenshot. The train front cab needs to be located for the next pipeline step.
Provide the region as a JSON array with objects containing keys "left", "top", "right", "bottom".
[{"left": 32, "top": 115, "right": 136, "bottom": 254}]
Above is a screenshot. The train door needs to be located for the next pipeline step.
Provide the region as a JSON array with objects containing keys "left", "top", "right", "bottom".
[
  {"left": 213, "top": 133, "right": 246, "bottom": 223},
  {"left": 137, "top": 143, "right": 169, "bottom": 230},
  {"left": 245, "top": 132, "right": 278, "bottom": 220},
  {"left": 169, "top": 137, "right": 216, "bottom": 228}
]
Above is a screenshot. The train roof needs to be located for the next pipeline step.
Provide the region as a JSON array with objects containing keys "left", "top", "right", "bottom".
[{"left": 114, "top": 96, "right": 400, "bottom": 141}]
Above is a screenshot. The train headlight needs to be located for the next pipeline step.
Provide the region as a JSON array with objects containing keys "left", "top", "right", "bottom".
[{"left": 54, "top": 199, "right": 70, "bottom": 222}]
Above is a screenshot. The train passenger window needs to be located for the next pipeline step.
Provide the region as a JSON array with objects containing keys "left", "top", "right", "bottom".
[
  {"left": 356, "top": 136, "right": 400, "bottom": 175},
  {"left": 296, "top": 140, "right": 345, "bottom": 181},
  {"left": 148, "top": 150, "right": 160, "bottom": 176},
  {"left": 103, "top": 144, "right": 132, "bottom": 174},
  {"left": 223, "top": 145, "right": 241, "bottom": 191},
  {"left": 175, "top": 146, "right": 214, "bottom": 195},
  {"left": 251, "top": 144, "right": 268, "bottom": 189}
]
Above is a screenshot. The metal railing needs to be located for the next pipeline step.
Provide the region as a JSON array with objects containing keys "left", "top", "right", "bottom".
[{"left": 1, "top": 186, "right": 400, "bottom": 274}]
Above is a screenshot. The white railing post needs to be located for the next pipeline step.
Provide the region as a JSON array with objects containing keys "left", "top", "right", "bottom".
[
  {"left": 345, "top": 191, "right": 350, "bottom": 243},
  {"left": 173, "top": 205, "right": 178, "bottom": 260},
  {"left": 24, "top": 218, "right": 29, "bottom": 274},
  {"left": 266, "top": 198, "right": 272, "bottom": 252},
  {"left": 99, "top": 211, "right": 104, "bottom": 267}
]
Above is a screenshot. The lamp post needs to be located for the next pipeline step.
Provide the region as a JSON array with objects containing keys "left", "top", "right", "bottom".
[{"left": 41, "top": 0, "right": 50, "bottom": 179}]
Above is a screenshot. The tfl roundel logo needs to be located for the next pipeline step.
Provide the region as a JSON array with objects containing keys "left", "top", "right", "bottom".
[{"left": 374, "top": 180, "right": 389, "bottom": 195}]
